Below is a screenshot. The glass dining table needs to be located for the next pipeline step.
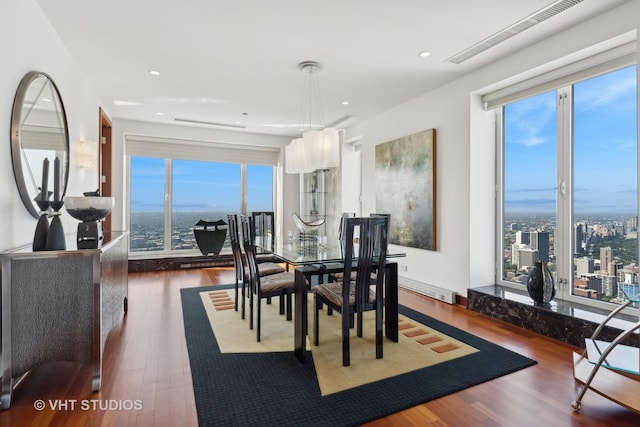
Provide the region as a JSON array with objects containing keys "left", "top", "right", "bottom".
[{"left": 259, "top": 239, "right": 406, "bottom": 363}]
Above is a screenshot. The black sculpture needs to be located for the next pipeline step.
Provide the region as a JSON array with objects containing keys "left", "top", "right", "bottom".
[{"left": 194, "top": 219, "right": 227, "bottom": 256}]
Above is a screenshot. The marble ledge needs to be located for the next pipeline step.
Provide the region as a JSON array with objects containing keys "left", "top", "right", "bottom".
[
  {"left": 128, "top": 254, "right": 234, "bottom": 272},
  {"left": 467, "top": 285, "right": 638, "bottom": 348}
]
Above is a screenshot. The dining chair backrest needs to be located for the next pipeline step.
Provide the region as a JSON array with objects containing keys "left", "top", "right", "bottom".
[
  {"left": 227, "top": 213, "right": 245, "bottom": 283},
  {"left": 370, "top": 213, "right": 390, "bottom": 259},
  {"left": 342, "top": 216, "right": 389, "bottom": 313},
  {"left": 338, "top": 212, "right": 355, "bottom": 242},
  {"left": 240, "top": 215, "right": 258, "bottom": 292},
  {"left": 251, "top": 211, "right": 275, "bottom": 251}
]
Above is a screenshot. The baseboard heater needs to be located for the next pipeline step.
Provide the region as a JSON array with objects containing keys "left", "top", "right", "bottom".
[{"left": 399, "top": 276, "right": 456, "bottom": 304}]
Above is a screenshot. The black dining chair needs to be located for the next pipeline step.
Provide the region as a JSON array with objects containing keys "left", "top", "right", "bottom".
[
  {"left": 338, "top": 212, "right": 356, "bottom": 242},
  {"left": 227, "top": 213, "right": 286, "bottom": 319},
  {"left": 240, "top": 215, "right": 295, "bottom": 341},
  {"left": 313, "top": 215, "right": 389, "bottom": 366},
  {"left": 251, "top": 211, "right": 275, "bottom": 251}
]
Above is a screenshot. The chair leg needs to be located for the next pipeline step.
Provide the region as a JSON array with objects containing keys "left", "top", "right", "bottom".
[
  {"left": 256, "top": 298, "right": 262, "bottom": 342},
  {"left": 240, "top": 279, "right": 246, "bottom": 320},
  {"left": 286, "top": 293, "right": 292, "bottom": 321},
  {"left": 314, "top": 296, "right": 320, "bottom": 346},
  {"left": 357, "top": 312, "right": 363, "bottom": 337},
  {"left": 249, "top": 290, "right": 254, "bottom": 330},
  {"left": 376, "top": 307, "right": 383, "bottom": 359},
  {"left": 342, "top": 309, "right": 351, "bottom": 367},
  {"left": 234, "top": 277, "right": 239, "bottom": 312},
  {"left": 279, "top": 294, "right": 285, "bottom": 315}
]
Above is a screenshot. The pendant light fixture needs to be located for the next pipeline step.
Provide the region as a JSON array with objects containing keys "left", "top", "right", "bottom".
[{"left": 284, "top": 61, "right": 340, "bottom": 174}]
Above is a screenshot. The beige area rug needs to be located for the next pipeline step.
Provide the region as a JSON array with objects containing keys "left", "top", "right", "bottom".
[{"left": 200, "top": 289, "right": 478, "bottom": 395}]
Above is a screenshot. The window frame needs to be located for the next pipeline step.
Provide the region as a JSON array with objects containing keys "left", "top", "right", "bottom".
[
  {"left": 125, "top": 135, "right": 279, "bottom": 257},
  {"left": 494, "top": 63, "right": 638, "bottom": 315}
]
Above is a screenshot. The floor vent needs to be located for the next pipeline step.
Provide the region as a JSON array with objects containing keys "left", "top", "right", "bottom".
[
  {"left": 445, "top": 0, "right": 585, "bottom": 64},
  {"left": 400, "top": 277, "right": 456, "bottom": 304}
]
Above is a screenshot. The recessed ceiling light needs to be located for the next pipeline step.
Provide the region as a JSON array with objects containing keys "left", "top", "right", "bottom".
[
  {"left": 149, "top": 70, "right": 161, "bottom": 76},
  {"left": 418, "top": 51, "right": 431, "bottom": 58},
  {"left": 341, "top": 101, "right": 350, "bottom": 105},
  {"left": 156, "top": 112, "right": 164, "bottom": 116}
]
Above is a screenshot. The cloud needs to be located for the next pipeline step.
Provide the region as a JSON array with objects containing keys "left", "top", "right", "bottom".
[
  {"left": 574, "top": 67, "right": 636, "bottom": 111},
  {"left": 505, "top": 92, "right": 556, "bottom": 147}
]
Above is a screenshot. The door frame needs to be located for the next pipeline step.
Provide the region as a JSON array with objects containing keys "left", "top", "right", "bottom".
[{"left": 99, "top": 107, "right": 113, "bottom": 234}]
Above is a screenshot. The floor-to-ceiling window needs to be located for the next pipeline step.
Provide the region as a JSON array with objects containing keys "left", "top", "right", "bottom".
[
  {"left": 494, "top": 60, "right": 638, "bottom": 310},
  {"left": 127, "top": 136, "right": 279, "bottom": 255},
  {"left": 129, "top": 156, "right": 166, "bottom": 252}
]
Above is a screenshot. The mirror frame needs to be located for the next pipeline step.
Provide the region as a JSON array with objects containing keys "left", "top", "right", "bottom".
[{"left": 10, "top": 71, "right": 70, "bottom": 218}]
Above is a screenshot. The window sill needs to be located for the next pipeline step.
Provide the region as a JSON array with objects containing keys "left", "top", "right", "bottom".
[
  {"left": 128, "top": 253, "right": 234, "bottom": 272},
  {"left": 468, "top": 285, "right": 638, "bottom": 348}
]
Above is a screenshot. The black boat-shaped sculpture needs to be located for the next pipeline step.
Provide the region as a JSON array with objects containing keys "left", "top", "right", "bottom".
[{"left": 194, "top": 219, "right": 227, "bottom": 256}]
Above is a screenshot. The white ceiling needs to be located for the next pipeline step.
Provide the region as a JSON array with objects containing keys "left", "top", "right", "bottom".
[{"left": 36, "top": 0, "right": 627, "bottom": 138}]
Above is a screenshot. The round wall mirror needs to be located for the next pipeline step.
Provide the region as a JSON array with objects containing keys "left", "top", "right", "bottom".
[{"left": 10, "top": 71, "right": 70, "bottom": 218}]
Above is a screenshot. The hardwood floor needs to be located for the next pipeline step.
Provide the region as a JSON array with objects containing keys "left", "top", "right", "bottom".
[{"left": 1, "top": 267, "right": 639, "bottom": 426}]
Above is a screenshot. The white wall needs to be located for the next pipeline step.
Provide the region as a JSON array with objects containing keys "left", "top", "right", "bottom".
[
  {"left": 346, "top": 2, "right": 640, "bottom": 297},
  {"left": 0, "top": 0, "right": 105, "bottom": 251}
]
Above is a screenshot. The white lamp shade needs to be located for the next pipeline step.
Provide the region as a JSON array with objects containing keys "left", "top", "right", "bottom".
[
  {"left": 302, "top": 130, "right": 323, "bottom": 171},
  {"left": 320, "top": 127, "right": 340, "bottom": 168},
  {"left": 285, "top": 128, "right": 340, "bottom": 174},
  {"left": 303, "top": 128, "right": 340, "bottom": 170},
  {"left": 285, "top": 137, "right": 315, "bottom": 174}
]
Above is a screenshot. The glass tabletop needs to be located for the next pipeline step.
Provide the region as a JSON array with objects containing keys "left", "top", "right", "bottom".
[{"left": 259, "top": 238, "right": 406, "bottom": 266}]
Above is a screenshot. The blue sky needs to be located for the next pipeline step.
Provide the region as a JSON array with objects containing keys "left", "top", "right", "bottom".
[
  {"left": 130, "top": 158, "right": 273, "bottom": 212},
  {"left": 504, "top": 65, "right": 637, "bottom": 214}
]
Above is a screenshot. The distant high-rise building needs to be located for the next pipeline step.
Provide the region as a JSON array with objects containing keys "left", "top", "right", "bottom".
[
  {"left": 516, "top": 231, "right": 530, "bottom": 245},
  {"left": 600, "top": 246, "right": 613, "bottom": 276},
  {"left": 510, "top": 223, "right": 520, "bottom": 231},
  {"left": 531, "top": 231, "right": 550, "bottom": 262},
  {"left": 511, "top": 243, "right": 530, "bottom": 267},
  {"left": 518, "top": 248, "right": 538, "bottom": 271},
  {"left": 600, "top": 274, "right": 618, "bottom": 298},
  {"left": 574, "top": 223, "right": 585, "bottom": 255},
  {"left": 576, "top": 257, "right": 594, "bottom": 276}
]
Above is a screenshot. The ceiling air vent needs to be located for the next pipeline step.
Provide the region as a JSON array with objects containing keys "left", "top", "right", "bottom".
[
  {"left": 445, "top": 0, "right": 585, "bottom": 64},
  {"left": 174, "top": 118, "right": 247, "bottom": 129},
  {"left": 326, "top": 114, "right": 355, "bottom": 128}
]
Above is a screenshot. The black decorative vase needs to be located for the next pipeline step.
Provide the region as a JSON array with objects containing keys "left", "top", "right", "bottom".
[
  {"left": 45, "top": 201, "right": 66, "bottom": 251},
  {"left": 526, "top": 261, "right": 555, "bottom": 305},
  {"left": 33, "top": 200, "right": 50, "bottom": 251}
]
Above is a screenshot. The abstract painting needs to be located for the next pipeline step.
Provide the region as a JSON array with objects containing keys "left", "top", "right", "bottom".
[{"left": 375, "top": 128, "right": 436, "bottom": 250}]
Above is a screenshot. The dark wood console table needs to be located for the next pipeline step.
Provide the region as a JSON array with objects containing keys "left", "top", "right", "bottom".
[{"left": 0, "top": 231, "right": 129, "bottom": 409}]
